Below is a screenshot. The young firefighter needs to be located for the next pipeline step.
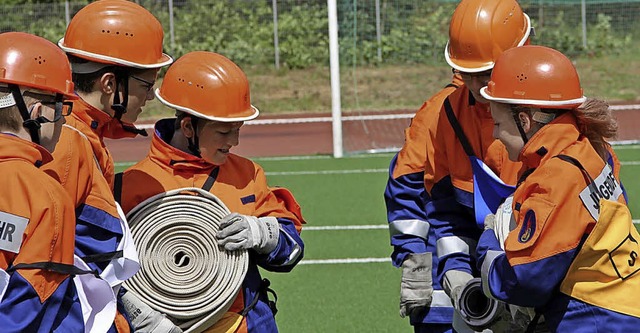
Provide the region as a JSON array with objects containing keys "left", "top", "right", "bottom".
[
  {"left": 119, "top": 51, "right": 305, "bottom": 333},
  {"left": 477, "top": 45, "right": 639, "bottom": 332},
  {"left": 401, "top": 0, "right": 531, "bottom": 331},
  {"left": 384, "top": 71, "right": 462, "bottom": 333},
  {"left": 54, "top": 0, "right": 173, "bottom": 188},
  {"left": 42, "top": 0, "right": 176, "bottom": 332},
  {"left": 0, "top": 32, "right": 80, "bottom": 331}
]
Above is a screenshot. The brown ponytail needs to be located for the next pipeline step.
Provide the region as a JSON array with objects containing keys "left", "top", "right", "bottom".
[{"left": 573, "top": 98, "right": 618, "bottom": 161}]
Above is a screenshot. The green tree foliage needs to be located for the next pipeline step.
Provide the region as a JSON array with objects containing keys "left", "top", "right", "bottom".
[
  {"left": 533, "top": 11, "right": 631, "bottom": 57},
  {"left": 145, "top": 0, "right": 327, "bottom": 69}
]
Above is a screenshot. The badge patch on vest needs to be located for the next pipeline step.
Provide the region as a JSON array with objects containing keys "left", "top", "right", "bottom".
[
  {"left": 0, "top": 211, "right": 28, "bottom": 254},
  {"left": 578, "top": 164, "right": 623, "bottom": 221},
  {"left": 241, "top": 194, "right": 256, "bottom": 205},
  {"left": 609, "top": 233, "right": 640, "bottom": 280},
  {"left": 518, "top": 210, "right": 536, "bottom": 243}
]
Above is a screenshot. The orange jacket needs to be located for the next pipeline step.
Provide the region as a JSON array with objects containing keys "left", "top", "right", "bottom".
[
  {"left": 53, "top": 98, "right": 146, "bottom": 189},
  {"left": 62, "top": 98, "right": 116, "bottom": 187},
  {"left": 423, "top": 85, "right": 521, "bottom": 280},
  {"left": 0, "top": 134, "right": 79, "bottom": 331},
  {"left": 44, "top": 101, "right": 132, "bottom": 333},
  {"left": 120, "top": 119, "right": 305, "bottom": 333},
  {"left": 392, "top": 75, "right": 464, "bottom": 179}
]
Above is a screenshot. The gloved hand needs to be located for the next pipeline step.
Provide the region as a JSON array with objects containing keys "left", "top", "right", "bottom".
[
  {"left": 494, "top": 195, "right": 516, "bottom": 249},
  {"left": 217, "top": 213, "right": 280, "bottom": 254},
  {"left": 443, "top": 270, "right": 474, "bottom": 310},
  {"left": 503, "top": 305, "right": 535, "bottom": 332},
  {"left": 121, "top": 291, "right": 183, "bottom": 333},
  {"left": 484, "top": 304, "right": 540, "bottom": 333},
  {"left": 484, "top": 213, "right": 496, "bottom": 231},
  {"left": 399, "top": 252, "right": 433, "bottom": 318}
]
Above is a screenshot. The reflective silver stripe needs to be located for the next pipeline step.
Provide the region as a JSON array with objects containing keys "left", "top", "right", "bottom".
[
  {"left": 388, "top": 219, "right": 430, "bottom": 239},
  {"left": 436, "top": 236, "right": 477, "bottom": 258},
  {"left": 481, "top": 249, "right": 504, "bottom": 300},
  {"left": 0, "top": 268, "right": 8, "bottom": 301},
  {"left": 273, "top": 227, "right": 303, "bottom": 267},
  {"left": 430, "top": 289, "right": 453, "bottom": 308}
]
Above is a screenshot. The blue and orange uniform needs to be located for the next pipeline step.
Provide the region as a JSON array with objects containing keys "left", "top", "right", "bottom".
[
  {"left": 0, "top": 134, "right": 81, "bottom": 332},
  {"left": 477, "top": 112, "right": 640, "bottom": 332},
  {"left": 384, "top": 75, "right": 462, "bottom": 330},
  {"left": 120, "top": 118, "right": 305, "bottom": 333},
  {"left": 423, "top": 84, "right": 521, "bottom": 290}
]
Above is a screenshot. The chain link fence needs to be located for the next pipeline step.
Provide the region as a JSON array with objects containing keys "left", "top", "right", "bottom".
[{"left": 4, "top": 0, "right": 638, "bottom": 68}]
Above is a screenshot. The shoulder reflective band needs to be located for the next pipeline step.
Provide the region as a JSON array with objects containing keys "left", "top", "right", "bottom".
[{"left": 123, "top": 187, "right": 249, "bottom": 333}]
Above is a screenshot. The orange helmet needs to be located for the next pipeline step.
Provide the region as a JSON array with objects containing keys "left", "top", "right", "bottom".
[
  {"left": 59, "top": 0, "right": 172, "bottom": 69},
  {"left": 445, "top": 0, "right": 531, "bottom": 73},
  {"left": 156, "top": 51, "right": 259, "bottom": 122},
  {"left": 0, "top": 32, "right": 75, "bottom": 99},
  {"left": 480, "top": 45, "right": 586, "bottom": 109}
]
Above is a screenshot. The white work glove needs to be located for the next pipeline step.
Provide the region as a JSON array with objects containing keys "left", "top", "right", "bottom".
[
  {"left": 217, "top": 213, "right": 280, "bottom": 254},
  {"left": 121, "top": 291, "right": 183, "bottom": 333},
  {"left": 443, "top": 270, "right": 474, "bottom": 311},
  {"left": 494, "top": 195, "right": 515, "bottom": 247},
  {"left": 484, "top": 213, "right": 496, "bottom": 231},
  {"left": 399, "top": 252, "right": 433, "bottom": 318}
]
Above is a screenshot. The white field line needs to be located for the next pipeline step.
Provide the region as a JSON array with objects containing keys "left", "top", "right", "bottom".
[
  {"left": 614, "top": 145, "right": 640, "bottom": 150},
  {"left": 305, "top": 224, "right": 387, "bottom": 231},
  {"left": 266, "top": 168, "right": 386, "bottom": 176},
  {"left": 255, "top": 153, "right": 395, "bottom": 161},
  {"left": 299, "top": 258, "right": 391, "bottom": 265}
]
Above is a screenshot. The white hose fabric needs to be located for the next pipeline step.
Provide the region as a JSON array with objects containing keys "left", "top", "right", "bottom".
[{"left": 123, "top": 187, "right": 248, "bottom": 333}]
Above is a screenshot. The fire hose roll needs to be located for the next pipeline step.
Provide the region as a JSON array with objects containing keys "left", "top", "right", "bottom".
[{"left": 124, "top": 187, "right": 248, "bottom": 333}]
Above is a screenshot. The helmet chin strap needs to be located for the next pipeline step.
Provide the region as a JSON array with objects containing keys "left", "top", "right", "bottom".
[
  {"left": 111, "top": 72, "right": 129, "bottom": 120},
  {"left": 10, "top": 85, "right": 41, "bottom": 145},
  {"left": 186, "top": 117, "right": 202, "bottom": 158},
  {"left": 512, "top": 112, "right": 529, "bottom": 145}
]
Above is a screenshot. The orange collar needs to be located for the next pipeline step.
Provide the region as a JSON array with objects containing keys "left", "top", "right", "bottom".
[
  {"left": 148, "top": 119, "right": 216, "bottom": 172},
  {"left": 0, "top": 133, "right": 53, "bottom": 166},
  {"left": 519, "top": 112, "right": 581, "bottom": 172}
]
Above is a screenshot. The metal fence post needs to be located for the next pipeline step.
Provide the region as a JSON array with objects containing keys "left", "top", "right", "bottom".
[
  {"left": 273, "top": 0, "right": 280, "bottom": 70},
  {"left": 65, "top": 0, "right": 70, "bottom": 26},
  {"left": 328, "top": 0, "right": 343, "bottom": 158},
  {"left": 169, "top": 0, "right": 175, "bottom": 51},
  {"left": 375, "top": 0, "right": 381, "bottom": 62},
  {"left": 581, "top": 0, "right": 587, "bottom": 49}
]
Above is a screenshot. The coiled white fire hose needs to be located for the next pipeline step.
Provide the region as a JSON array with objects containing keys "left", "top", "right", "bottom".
[{"left": 124, "top": 188, "right": 248, "bottom": 333}]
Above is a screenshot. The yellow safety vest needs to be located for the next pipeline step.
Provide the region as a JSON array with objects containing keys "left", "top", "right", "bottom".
[{"left": 560, "top": 198, "right": 640, "bottom": 318}]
